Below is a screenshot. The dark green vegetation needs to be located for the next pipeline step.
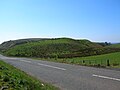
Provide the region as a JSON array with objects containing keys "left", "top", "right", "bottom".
[
  {"left": 0, "top": 60, "right": 57, "bottom": 90},
  {"left": 1, "top": 38, "right": 120, "bottom": 58}
]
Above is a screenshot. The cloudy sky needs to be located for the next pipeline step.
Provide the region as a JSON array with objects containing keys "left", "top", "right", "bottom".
[{"left": 0, "top": 0, "right": 120, "bottom": 44}]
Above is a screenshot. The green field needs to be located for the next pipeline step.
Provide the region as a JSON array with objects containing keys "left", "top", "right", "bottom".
[
  {"left": 68, "top": 52, "right": 120, "bottom": 67},
  {"left": 0, "top": 60, "right": 58, "bottom": 90},
  {"left": 38, "top": 52, "right": 120, "bottom": 68}
]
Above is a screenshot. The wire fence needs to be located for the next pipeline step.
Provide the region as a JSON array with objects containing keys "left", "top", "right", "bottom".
[
  {"left": 64, "top": 59, "right": 120, "bottom": 67},
  {"left": 78, "top": 59, "right": 120, "bottom": 67},
  {"left": 53, "top": 58, "right": 120, "bottom": 67}
]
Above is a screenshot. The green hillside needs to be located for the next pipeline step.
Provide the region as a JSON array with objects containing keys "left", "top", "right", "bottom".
[
  {"left": 2, "top": 38, "right": 105, "bottom": 58},
  {"left": 1, "top": 38, "right": 120, "bottom": 58},
  {"left": 0, "top": 38, "right": 48, "bottom": 51}
]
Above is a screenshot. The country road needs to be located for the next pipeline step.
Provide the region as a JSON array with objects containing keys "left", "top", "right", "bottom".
[{"left": 0, "top": 54, "right": 120, "bottom": 90}]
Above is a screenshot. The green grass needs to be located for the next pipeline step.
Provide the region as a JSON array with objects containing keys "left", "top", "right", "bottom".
[
  {"left": 66, "top": 52, "right": 120, "bottom": 67},
  {"left": 0, "top": 60, "right": 58, "bottom": 90},
  {"left": 35, "top": 52, "right": 120, "bottom": 68}
]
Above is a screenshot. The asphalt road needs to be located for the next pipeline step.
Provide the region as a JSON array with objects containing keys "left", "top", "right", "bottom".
[{"left": 0, "top": 54, "right": 120, "bottom": 90}]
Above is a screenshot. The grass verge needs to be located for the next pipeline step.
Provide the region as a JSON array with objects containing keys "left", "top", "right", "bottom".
[{"left": 0, "top": 60, "right": 58, "bottom": 90}]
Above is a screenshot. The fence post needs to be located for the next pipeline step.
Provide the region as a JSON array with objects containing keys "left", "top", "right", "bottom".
[
  {"left": 101, "top": 60, "right": 102, "bottom": 65},
  {"left": 83, "top": 60, "right": 85, "bottom": 64},
  {"left": 107, "top": 59, "right": 110, "bottom": 66}
]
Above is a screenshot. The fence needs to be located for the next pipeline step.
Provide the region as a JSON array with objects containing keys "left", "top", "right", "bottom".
[{"left": 78, "top": 59, "right": 120, "bottom": 67}]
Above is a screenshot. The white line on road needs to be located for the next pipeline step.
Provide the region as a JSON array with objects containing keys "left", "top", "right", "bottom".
[
  {"left": 92, "top": 74, "right": 120, "bottom": 82},
  {"left": 37, "top": 63, "right": 66, "bottom": 71},
  {"left": 20, "top": 60, "right": 31, "bottom": 63}
]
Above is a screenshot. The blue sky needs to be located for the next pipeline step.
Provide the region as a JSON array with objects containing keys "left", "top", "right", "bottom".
[{"left": 0, "top": 0, "right": 120, "bottom": 43}]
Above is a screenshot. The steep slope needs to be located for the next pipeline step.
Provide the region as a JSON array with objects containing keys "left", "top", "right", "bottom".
[{"left": 0, "top": 38, "right": 48, "bottom": 51}]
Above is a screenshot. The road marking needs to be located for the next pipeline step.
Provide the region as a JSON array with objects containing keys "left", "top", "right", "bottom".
[
  {"left": 20, "top": 60, "right": 31, "bottom": 63},
  {"left": 92, "top": 74, "right": 120, "bottom": 82},
  {"left": 37, "top": 63, "right": 66, "bottom": 71}
]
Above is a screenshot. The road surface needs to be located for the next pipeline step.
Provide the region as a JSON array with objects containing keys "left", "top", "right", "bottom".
[{"left": 0, "top": 54, "right": 120, "bottom": 90}]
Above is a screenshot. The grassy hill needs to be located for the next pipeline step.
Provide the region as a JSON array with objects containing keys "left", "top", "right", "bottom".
[
  {"left": 0, "top": 38, "right": 49, "bottom": 51},
  {"left": 1, "top": 38, "right": 120, "bottom": 58}
]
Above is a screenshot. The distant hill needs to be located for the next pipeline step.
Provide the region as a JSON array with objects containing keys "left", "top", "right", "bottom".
[
  {"left": 0, "top": 38, "right": 120, "bottom": 58},
  {"left": 106, "top": 43, "right": 120, "bottom": 48},
  {"left": 96, "top": 42, "right": 111, "bottom": 47},
  {"left": 0, "top": 38, "right": 49, "bottom": 51}
]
